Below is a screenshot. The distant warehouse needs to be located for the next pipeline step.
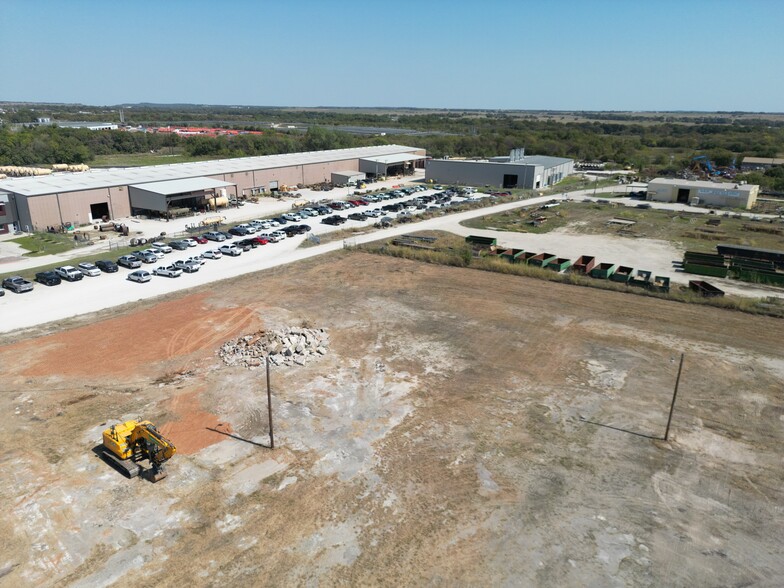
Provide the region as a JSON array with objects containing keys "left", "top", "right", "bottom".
[
  {"left": 646, "top": 178, "right": 759, "bottom": 210},
  {"left": 426, "top": 150, "right": 574, "bottom": 190}
]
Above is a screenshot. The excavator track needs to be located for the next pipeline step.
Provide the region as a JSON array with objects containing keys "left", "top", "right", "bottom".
[{"left": 101, "top": 447, "right": 141, "bottom": 478}]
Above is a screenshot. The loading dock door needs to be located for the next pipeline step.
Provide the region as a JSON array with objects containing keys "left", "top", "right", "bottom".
[
  {"left": 90, "top": 202, "right": 110, "bottom": 220},
  {"left": 503, "top": 174, "right": 518, "bottom": 189},
  {"left": 677, "top": 188, "right": 690, "bottom": 203}
]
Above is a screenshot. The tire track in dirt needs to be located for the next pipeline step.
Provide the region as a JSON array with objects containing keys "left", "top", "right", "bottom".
[{"left": 164, "top": 307, "right": 257, "bottom": 359}]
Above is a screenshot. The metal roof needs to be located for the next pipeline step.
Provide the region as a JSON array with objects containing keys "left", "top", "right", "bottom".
[
  {"left": 130, "top": 177, "right": 234, "bottom": 196},
  {"left": 359, "top": 154, "right": 427, "bottom": 165},
  {"left": 0, "top": 144, "right": 422, "bottom": 197},
  {"left": 432, "top": 155, "right": 572, "bottom": 168},
  {"left": 331, "top": 170, "right": 365, "bottom": 176},
  {"left": 742, "top": 156, "right": 784, "bottom": 165}
]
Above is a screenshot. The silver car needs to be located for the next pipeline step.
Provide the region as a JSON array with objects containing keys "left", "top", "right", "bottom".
[{"left": 127, "top": 270, "right": 152, "bottom": 283}]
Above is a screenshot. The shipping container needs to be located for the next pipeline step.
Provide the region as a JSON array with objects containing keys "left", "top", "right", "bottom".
[{"left": 545, "top": 257, "right": 572, "bottom": 272}]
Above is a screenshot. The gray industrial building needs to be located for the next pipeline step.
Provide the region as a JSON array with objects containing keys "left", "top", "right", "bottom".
[
  {"left": 646, "top": 178, "right": 759, "bottom": 209},
  {"left": 0, "top": 144, "right": 425, "bottom": 231},
  {"left": 425, "top": 151, "right": 574, "bottom": 190}
]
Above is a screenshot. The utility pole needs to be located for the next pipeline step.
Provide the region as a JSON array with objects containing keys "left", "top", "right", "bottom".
[
  {"left": 664, "top": 353, "right": 685, "bottom": 441},
  {"left": 266, "top": 355, "right": 275, "bottom": 449}
]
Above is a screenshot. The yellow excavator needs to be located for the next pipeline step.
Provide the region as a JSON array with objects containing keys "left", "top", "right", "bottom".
[{"left": 101, "top": 420, "right": 176, "bottom": 482}]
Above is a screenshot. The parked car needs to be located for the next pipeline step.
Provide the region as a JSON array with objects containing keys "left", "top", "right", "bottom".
[
  {"left": 151, "top": 241, "right": 173, "bottom": 254},
  {"left": 322, "top": 215, "right": 346, "bottom": 226},
  {"left": 282, "top": 212, "right": 302, "bottom": 222},
  {"left": 202, "top": 249, "right": 223, "bottom": 259},
  {"left": 95, "top": 259, "right": 119, "bottom": 273},
  {"left": 235, "top": 223, "right": 257, "bottom": 234},
  {"left": 35, "top": 271, "right": 61, "bottom": 286},
  {"left": 270, "top": 230, "right": 287, "bottom": 241},
  {"left": 131, "top": 251, "right": 157, "bottom": 264},
  {"left": 217, "top": 231, "right": 234, "bottom": 240},
  {"left": 271, "top": 216, "right": 289, "bottom": 225},
  {"left": 219, "top": 244, "right": 242, "bottom": 257},
  {"left": 153, "top": 265, "right": 182, "bottom": 278},
  {"left": 236, "top": 238, "right": 258, "bottom": 250},
  {"left": 258, "top": 233, "right": 280, "bottom": 243},
  {"left": 250, "top": 236, "right": 269, "bottom": 245},
  {"left": 173, "top": 259, "right": 200, "bottom": 273},
  {"left": 348, "top": 212, "right": 367, "bottom": 221},
  {"left": 203, "top": 231, "right": 227, "bottom": 242},
  {"left": 228, "top": 226, "right": 250, "bottom": 237},
  {"left": 77, "top": 262, "right": 101, "bottom": 277},
  {"left": 181, "top": 238, "right": 197, "bottom": 247},
  {"left": 127, "top": 270, "right": 152, "bottom": 283},
  {"left": 194, "top": 235, "right": 209, "bottom": 244},
  {"left": 169, "top": 240, "right": 190, "bottom": 251},
  {"left": 315, "top": 206, "right": 332, "bottom": 215},
  {"left": 3, "top": 276, "right": 34, "bottom": 293},
  {"left": 186, "top": 255, "right": 206, "bottom": 266},
  {"left": 296, "top": 224, "right": 311, "bottom": 233},
  {"left": 117, "top": 255, "right": 142, "bottom": 269},
  {"left": 54, "top": 266, "right": 84, "bottom": 282},
  {"left": 141, "top": 248, "right": 165, "bottom": 260}
]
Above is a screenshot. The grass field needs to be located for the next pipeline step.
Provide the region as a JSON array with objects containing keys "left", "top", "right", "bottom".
[
  {"left": 10, "top": 233, "right": 76, "bottom": 257},
  {"left": 461, "top": 201, "right": 784, "bottom": 251}
]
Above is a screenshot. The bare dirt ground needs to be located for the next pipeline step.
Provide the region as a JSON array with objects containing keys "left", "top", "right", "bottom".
[{"left": 0, "top": 251, "right": 782, "bottom": 587}]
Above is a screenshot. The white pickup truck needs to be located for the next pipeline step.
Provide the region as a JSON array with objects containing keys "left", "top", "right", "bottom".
[{"left": 54, "top": 265, "right": 84, "bottom": 281}]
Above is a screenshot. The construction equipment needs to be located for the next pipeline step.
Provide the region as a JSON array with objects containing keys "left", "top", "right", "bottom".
[
  {"left": 691, "top": 156, "right": 722, "bottom": 176},
  {"left": 101, "top": 420, "right": 176, "bottom": 482}
]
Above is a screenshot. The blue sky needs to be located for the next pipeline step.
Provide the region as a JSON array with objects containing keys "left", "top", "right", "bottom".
[{"left": 4, "top": 0, "right": 783, "bottom": 111}]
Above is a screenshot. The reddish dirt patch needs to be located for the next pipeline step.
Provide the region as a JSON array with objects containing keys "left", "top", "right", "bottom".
[
  {"left": 159, "top": 390, "right": 232, "bottom": 455},
  {"left": 0, "top": 293, "right": 259, "bottom": 378}
]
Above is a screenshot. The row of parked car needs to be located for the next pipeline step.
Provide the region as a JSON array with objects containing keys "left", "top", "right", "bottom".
[
  {"left": 1, "top": 220, "right": 315, "bottom": 292},
  {"left": 1, "top": 185, "right": 461, "bottom": 296}
]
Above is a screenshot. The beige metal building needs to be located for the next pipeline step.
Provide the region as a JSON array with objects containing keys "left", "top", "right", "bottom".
[
  {"left": 0, "top": 145, "right": 425, "bottom": 231},
  {"left": 646, "top": 178, "right": 759, "bottom": 210}
]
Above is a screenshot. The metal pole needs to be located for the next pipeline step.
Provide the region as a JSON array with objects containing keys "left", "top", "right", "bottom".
[
  {"left": 664, "top": 353, "right": 685, "bottom": 441},
  {"left": 266, "top": 355, "right": 274, "bottom": 449}
]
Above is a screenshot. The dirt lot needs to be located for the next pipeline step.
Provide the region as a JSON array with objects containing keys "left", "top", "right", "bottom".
[{"left": 1, "top": 251, "right": 782, "bottom": 587}]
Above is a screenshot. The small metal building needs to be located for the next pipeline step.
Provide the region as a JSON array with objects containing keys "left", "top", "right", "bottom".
[
  {"left": 331, "top": 171, "right": 366, "bottom": 185},
  {"left": 646, "top": 178, "right": 759, "bottom": 209},
  {"left": 425, "top": 155, "right": 574, "bottom": 189}
]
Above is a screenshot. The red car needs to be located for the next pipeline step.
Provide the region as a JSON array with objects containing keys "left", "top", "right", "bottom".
[
  {"left": 251, "top": 236, "right": 269, "bottom": 245},
  {"left": 194, "top": 235, "right": 209, "bottom": 244}
]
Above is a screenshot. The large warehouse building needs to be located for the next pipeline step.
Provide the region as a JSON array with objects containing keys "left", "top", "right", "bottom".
[
  {"left": 0, "top": 145, "right": 426, "bottom": 231},
  {"left": 425, "top": 151, "right": 574, "bottom": 190},
  {"left": 646, "top": 178, "right": 759, "bottom": 209}
]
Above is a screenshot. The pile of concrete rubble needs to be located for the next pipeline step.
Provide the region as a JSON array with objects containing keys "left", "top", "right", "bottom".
[{"left": 219, "top": 327, "right": 329, "bottom": 369}]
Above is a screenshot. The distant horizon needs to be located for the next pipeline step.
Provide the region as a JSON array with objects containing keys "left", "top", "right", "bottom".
[{"left": 2, "top": 101, "right": 783, "bottom": 116}]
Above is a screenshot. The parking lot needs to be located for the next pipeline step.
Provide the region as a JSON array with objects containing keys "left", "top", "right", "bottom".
[{"left": 0, "top": 182, "right": 506, "bottom": 334}]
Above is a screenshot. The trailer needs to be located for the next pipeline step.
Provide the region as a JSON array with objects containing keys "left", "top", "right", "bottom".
[
  {"left": 570, "top": 255, "right": 596, "bottom": 274},
  {"left": 528, "top": 252, "right": 557, "bottom": 267},
  {"left": 546, "top": 257, "right": 572, "bottom": 272},
  {"left": 689, "top": 280, "right": 725, "bottom": 298},
  {"left": 610, "top": 266, "right": 634, "bottom": 283},
  {"left": 590, "top": 263, "right": 617, "bottom": 279},
  {"left": 629, "top": 269, "right": 652, "bottom": 288}
]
